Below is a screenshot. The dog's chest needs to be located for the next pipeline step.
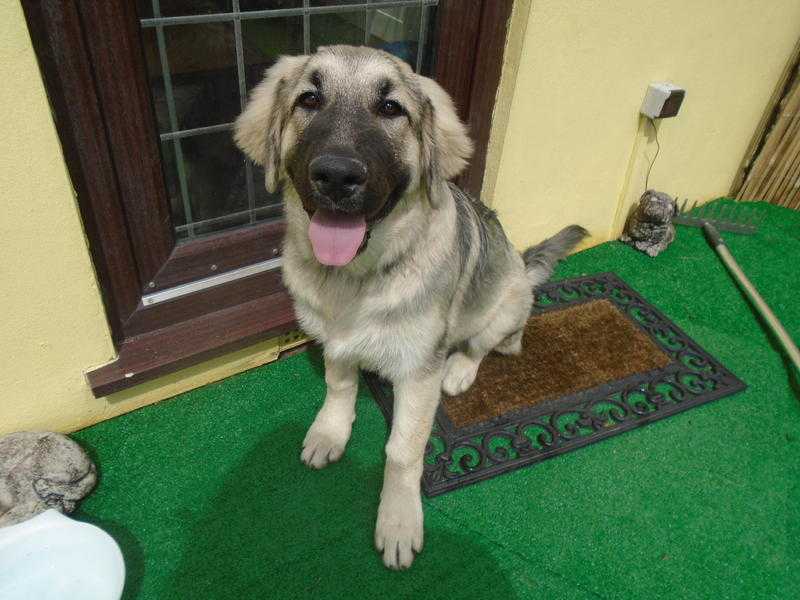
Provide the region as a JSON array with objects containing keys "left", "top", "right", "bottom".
[{"left": 285, "top": 261, "right": 441, "bottom": 377}]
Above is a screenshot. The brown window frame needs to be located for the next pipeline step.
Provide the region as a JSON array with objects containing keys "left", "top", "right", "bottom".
[{"left": 22, "top": 0, "right": 513, "bottom": 397}]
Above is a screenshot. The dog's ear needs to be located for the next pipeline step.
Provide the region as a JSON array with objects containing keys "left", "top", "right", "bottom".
[
  {"left": 415, "top": 75, "right": 473, "bottom": 207},
  {"left": 234, "top": 55, "right": 307, "bottom": 193}
]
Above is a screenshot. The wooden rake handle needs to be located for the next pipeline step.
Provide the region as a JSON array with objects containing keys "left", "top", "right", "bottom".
[{"left": 702, "top": 222, "right": 800, "bottom": 375}]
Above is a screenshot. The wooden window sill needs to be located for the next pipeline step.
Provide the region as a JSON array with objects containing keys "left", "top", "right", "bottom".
[{"left": 87, "top": 288, "right": 296, "bottom": 397}]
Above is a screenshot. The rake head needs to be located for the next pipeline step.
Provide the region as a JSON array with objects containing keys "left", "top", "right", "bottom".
[{"left": 673, "top": 199, "right": 764, "bottom": 235}]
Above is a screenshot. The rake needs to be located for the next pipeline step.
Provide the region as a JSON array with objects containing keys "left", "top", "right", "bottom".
[{"left": 673, "top": 199, "right": 800, "bottom": 375}]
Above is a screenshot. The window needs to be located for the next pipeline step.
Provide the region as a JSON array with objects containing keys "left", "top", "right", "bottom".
[
  {"left": 22, "top": 0, "right": 512, "bottom": 396},
  {"left": 137, "top": 1, "right": 439, "bottom": 240}
]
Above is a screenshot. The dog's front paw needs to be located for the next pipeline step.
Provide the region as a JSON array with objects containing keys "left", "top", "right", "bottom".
[
  {"left": 300, "top": 411, "right": 353, "bottom": 469},
  {"left": 374, "top": 486, "right": 423, "bottom": 569},
  {"left": 442, "top": 352, "right": 479, "bottom": 396}
]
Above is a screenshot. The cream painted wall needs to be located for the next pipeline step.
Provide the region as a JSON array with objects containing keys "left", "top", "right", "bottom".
[
  {"left": 1, "top": 1, "right": 113, "bottom": 433},
  {"left": 484, "top": 0, "right": 800, "bottom": 249},
  {"left": 0, "top": 2, "right": 300, "bottom": 436}
]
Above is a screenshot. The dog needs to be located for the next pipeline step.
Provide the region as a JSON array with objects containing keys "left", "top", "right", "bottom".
[{"left": 235, "top": 45, "right": 587, "bottom": 569}]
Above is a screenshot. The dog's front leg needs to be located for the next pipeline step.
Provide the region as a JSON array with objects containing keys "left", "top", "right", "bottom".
[
  {"left": 375, "top": 363, "right": 443, "bottom": 569},
  {"left": 301, "top": 355, "right": 358, "bottom": 469}
]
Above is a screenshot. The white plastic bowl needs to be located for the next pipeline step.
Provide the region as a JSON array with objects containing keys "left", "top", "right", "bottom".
[{"left": 0, "top": 509, "right": 125, "bottom": 600}]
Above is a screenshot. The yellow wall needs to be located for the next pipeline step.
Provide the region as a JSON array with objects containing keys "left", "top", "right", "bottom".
[
  {"left": 2, "top": 1, "right": 799, "bottom": 435},
  {"left": 485, "top": 0, "right": 800, "bottom": 248},
  {"left": 0, "top": 2, "right": 299, "bottom": 436},
  {"left": 1, "top": 1, "right": 111, "bottom": 434}
]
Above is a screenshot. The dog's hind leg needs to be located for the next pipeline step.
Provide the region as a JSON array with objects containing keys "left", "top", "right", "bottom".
[
  {"left": 301, "top": 355, "right": 358, "bottom": 469},
  {"left": 493, "top": 327, "right": 524, "bottom": 356},
  {"left": 441, "top": 348, "right": 482, "bottom": 396},
  {"left": 442, "top": 322, "right": 515, "bottom": 396},
  {"left": 442, "top": 281, "right": 532, "bottom": 396}
]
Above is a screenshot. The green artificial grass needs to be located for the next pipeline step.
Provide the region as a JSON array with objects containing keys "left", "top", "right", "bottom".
[{"left": 73, "top": 200, "right": 800, "bottom": 599}]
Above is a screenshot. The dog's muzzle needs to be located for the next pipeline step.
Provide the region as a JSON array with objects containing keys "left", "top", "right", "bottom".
[{"left": 304, "top": 153, "right": 370, "bottom": 268}]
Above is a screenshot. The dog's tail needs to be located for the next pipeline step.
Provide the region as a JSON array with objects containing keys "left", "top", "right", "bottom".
[{"left": 522, "top": 225, "right": 588, "bottom": 288}]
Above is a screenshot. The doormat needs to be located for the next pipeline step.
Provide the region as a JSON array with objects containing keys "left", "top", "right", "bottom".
[{"left": 363, "top": 273, "right": 746, "bottom": 496}]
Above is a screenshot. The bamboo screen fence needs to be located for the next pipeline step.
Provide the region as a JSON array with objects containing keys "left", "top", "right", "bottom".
[{"left": 733, "top": 40, "right": 800, "bottom": 209}]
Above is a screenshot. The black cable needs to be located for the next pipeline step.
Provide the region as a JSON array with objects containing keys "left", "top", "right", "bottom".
[{"left": 645, "top": 116, "right": 660, "bottom": 191}]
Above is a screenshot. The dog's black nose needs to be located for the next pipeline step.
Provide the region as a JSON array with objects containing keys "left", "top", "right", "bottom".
[{"left": 309, "top": 154, "right": 367, "bottom": 203}]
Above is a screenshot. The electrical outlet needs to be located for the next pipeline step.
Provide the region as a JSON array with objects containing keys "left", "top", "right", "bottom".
[{"left": 641, "top": 82, "right": 685, "bottom": 119}]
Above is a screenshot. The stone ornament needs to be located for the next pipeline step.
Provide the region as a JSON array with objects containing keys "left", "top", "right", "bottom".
[{"left": 0, "top": 432, "right": 97, "bottom": 528}]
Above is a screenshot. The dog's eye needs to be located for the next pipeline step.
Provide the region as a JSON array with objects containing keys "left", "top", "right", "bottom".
[
  {"left": 377, "top": 100, "right": 404, "bottom": 118},
  {"left": 297, "top": 91, "right": 322, "bottom": 111}
]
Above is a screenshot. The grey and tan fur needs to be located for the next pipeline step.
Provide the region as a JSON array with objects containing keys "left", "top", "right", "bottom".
[{"left": 235, "top": 46, "right": 586, "bottom": 569}]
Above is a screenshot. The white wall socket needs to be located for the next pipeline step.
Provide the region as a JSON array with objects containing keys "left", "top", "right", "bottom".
[{"left": 641, "top": 82, "right": 685, "bottom": 119}]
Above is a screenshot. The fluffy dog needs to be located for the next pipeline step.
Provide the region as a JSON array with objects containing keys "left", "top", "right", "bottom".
[{"left": 235, "top": 45, "right": 586, "bottom": 569}]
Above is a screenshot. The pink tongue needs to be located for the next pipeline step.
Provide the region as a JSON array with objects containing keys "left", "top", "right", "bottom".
[{"left": 308, "top": 209, "right": 367, "bottom": 267}]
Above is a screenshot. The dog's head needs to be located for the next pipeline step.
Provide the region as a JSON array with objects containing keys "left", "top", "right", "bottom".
[{"left": 234, "top": 45, "right": 472, "bottom": 266}]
